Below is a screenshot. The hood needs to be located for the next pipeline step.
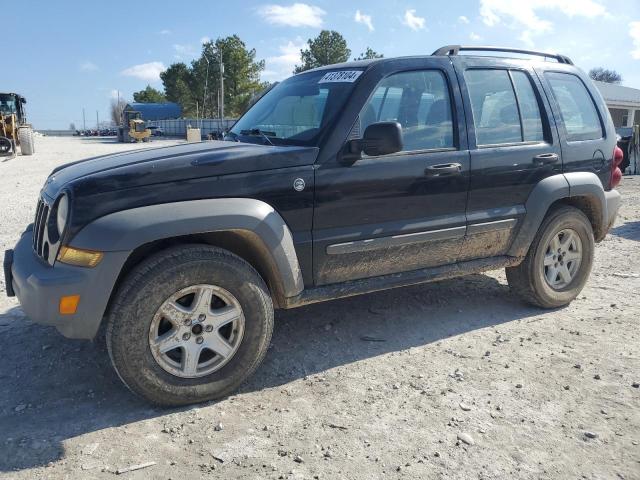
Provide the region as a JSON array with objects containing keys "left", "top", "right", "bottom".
[{"left": 43, "top": 140, "right": 319, "bottom": 199}]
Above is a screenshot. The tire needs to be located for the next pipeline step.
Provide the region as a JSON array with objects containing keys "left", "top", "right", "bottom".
[
  {"left": 18, "top": 127, "right": 35, "bottom": 155},
  {"left": 506, "top": 205, "right": 594, "bottom": 308},
  {"left": 106, "top": 244, "right": 274, "bottom": 406}
]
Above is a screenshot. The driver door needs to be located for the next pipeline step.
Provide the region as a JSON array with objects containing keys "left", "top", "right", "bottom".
[{"left": 312, "top": 62, "right": 470, "bottom": 285}]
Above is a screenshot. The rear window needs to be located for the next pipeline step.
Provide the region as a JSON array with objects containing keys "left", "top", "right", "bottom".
[{"left": 545, "top": 72, "right": 603, "bottom": 142}]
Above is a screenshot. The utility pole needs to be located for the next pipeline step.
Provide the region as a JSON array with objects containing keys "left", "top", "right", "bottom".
[
  {"left": 82, "top": 108, "right": 86, "bottom": 130},
  {"left": 203, "top": 53, "right": 210, "bottom": 131},
  {"left": 220, "top": 49, "right": 224, "bottom": 123},
  {"left": 96, "top": 111, "right": 99, "bottom": 130}
]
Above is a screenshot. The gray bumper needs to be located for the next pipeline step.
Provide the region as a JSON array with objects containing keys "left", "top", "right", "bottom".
[
  {"left": 7, "top": 228, "right": 129, "bottom": 339},
  {"left": 604, "top": 189, "right": 621, "bottom": 233}
]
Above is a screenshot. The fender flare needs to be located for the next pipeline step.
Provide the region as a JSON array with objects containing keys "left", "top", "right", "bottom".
[
  {"left": 508, "top": 172, "right": 608, "bottom": 257},
  {"left": 70, "top": 198, "right": 304, "bottom": 298}
]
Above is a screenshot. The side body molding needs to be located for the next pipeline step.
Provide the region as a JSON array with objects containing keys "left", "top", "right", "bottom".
[{"left": 70, "top": 198, "right": 304, "bottom": 298}]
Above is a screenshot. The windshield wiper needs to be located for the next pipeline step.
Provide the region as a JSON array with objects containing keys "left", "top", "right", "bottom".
[
  {"left": 240, "top": 128, "right": 276, "bottom": 146},
  {"left": 224, "top": 130, "right": 240, "bottom": 142}
]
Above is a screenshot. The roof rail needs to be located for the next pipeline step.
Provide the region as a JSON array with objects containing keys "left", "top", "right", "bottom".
[{"left": 432, "top": 45, "right": 573, "bottom": 65}]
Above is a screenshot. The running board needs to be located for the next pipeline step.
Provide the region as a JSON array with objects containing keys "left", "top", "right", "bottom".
[{"left": 281, "top": 255, "right": 522, "bottom": 309}]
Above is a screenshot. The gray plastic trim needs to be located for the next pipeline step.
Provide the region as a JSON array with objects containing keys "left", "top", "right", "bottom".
[
  {"left": 508, "top": 172, "right": 613, "bottom": 257},
  {"left": 326, "top": 226, "right": 466, "bottom": 255},
  {"left": 71, "top": 198, "right": 304, "bottom": 298},
  {"left": 508, "top": 174, "right": 570, "bottom": 257},
  {"left": 467, "top": 218, "right": 517, "bottom": 235}
]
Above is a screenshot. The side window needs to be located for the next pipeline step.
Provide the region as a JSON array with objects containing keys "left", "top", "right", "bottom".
[
  {"left": 465, "top": 69, "right": 522, "bottom": 145},
  {"left": 359, "top": 70, "right": 454, "bottom": 152},
  {"left": 545, "top": 72, "right": 603, "bottom": 141},
  {"left": 511, "top": 71, "right": 544, "bottom": 142}
]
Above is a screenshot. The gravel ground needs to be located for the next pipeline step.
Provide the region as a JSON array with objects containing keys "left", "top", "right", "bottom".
[{"left": 0, "top": 136, "right": 638, "bottom": 480}]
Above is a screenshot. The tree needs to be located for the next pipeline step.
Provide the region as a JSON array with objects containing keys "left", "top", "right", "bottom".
[
  {"left": 354, "top": 47, "right": 383, "bottom": 61},
  {"left": 133, "top": 85, "right": 167, "bottom": 103},
  {"left": 110, "top": 97, "right": 127, "bottom": 125},
  {"left": 589, "top": 67, "right": 622, "bottom": 84},
  {"left": 294, "top": 30, "right": 351, "bottom": 73},
  {"left": 161, "top": 63, "right": 197, "bottom": 115},
  {"left": 160, "top": 36, "right": 266, "bottom": 118},
  {"left": 196, "top": 35, "right": 267, "bottom": 117}
]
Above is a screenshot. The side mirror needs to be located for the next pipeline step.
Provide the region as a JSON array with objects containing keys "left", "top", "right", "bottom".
[
  {"left": 362, "top": 122, "right": 403, "bottom": 156},
  {"left": 341, "top": 121, "right": 404, "bottom": 163}
]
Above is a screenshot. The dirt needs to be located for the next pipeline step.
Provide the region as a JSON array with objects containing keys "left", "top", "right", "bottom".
[{"left": 0, "top": 136, "right": 639, "bottom": 480}]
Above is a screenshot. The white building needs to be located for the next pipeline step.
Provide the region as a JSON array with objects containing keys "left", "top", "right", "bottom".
[{"left": 594, "top": 81, "right": 640, "bottom": 128}]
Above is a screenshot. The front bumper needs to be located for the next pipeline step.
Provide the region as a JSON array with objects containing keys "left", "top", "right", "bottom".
[
  {"left": 5, "top": 227, "right": 129, "bottom": 339},
  {"left": 604, "top": 188, "right": 622, "bottom": 233}
]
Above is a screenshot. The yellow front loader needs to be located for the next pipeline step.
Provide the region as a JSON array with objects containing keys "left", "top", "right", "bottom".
[
  {"left": 0, "top": 93, "right": 34, "bottom": 157},
  {"left": 128, "top": 112, "right": 151, "bottom": 143}
]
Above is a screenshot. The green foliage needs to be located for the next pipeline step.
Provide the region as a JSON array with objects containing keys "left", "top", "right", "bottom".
[
  {"left": 160, "top": 36, "right": 266, "bottom": 118},
  {"left": 354, "top": 47, "right": 383, "bottom": 61},
  {"left": 588, "top": 67, "right": 622, "bottom": 84},
  {"left": 294, "top": 30, "right": 351, "bottom": 73},
  {"left": 132, "top": 85, "right": 167, "bottom": 103}
]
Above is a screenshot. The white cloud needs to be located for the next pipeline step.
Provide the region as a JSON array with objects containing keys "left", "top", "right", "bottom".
[
  {"left": 159, "top": 29, "right": 171, "bottom": 35},
  {"left": 79, "top": 61, "right": 98, "bottom": 72},
  {"left": 458, "top": 15, "right": 470, "bottom": 24},
  {"left": 200, "top": 36, "right": 211, "bottom": 44},
  {"left": 258, "top": 3, "right": 325, "bottom": 28},
  {"left": 469, "top": 32, "right": 482, "bottom": 41},
  {"left": 402, "top": 9, "right": 425, "bottom": 31},
  {"left": 121, "top": 62, "right": 166, "bottom": 82},
  {"left": 630, "top": 21, "right": 640, "bottom": 60},
  {"left": 173, "top": 44, "right": 198, "bottom": 59},
  {"left": 355, "top": 10, "right": 374, "bottom": 32},
  {"left": 264, "top": 39, "right": 305, "bottom": 80},
  {"left": 479, "top": 0, "right": 608, "bottom": 44}
]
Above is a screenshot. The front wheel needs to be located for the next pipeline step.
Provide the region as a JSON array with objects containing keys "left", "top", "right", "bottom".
[
  {"left": 506, "top": 205, "right": 594, "bottom": 308},
  {"left": 106, "top": 245, "right": 274, "bottom": 406}
]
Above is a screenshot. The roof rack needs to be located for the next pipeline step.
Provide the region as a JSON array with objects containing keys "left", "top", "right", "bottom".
[{"left": 432, "top": 45, "right": 573, "bottom": 65}]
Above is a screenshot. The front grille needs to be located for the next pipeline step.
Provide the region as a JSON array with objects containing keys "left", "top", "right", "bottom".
[{"left": 32, "top": 197, "right": 51, "bottom": 262}]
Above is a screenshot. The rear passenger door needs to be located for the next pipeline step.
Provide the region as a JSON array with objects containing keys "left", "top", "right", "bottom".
[
  {"left": 453, "top": 57, "right": 562, "bottom": 261},
  {"left": 537, "top": 67, "right": 613, "bottom": 187}
]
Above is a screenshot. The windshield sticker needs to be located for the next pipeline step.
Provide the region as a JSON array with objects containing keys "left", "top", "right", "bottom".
[{"left": 318, "top": 71, "right": 363, "bottom": 83}]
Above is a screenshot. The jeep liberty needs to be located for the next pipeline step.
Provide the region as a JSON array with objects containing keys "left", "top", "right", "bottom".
[{"left": 4, "top": 46, "right": 622, "bottom": 405}]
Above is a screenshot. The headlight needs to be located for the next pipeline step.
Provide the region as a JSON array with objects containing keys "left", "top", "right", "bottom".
[{"left": 56, "top": 193, "right": 69, "bottom": 235}]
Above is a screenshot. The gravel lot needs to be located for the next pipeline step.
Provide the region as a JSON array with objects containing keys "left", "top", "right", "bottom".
[{"left": 0, "top": 136, "right": 638, "bottom": 480}]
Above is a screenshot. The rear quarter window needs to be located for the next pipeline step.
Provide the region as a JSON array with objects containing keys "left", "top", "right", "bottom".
[{"left": 545, "top": 72, "right": 603, "bottom": 142}]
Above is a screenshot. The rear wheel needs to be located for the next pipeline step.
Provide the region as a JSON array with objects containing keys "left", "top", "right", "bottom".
[
  {"left": 106, "top": 245, "right": 274, "bottom": 406},
  {"left": 506, "top": 205, "right": 594, "bottom": 308},
  {"left": 18, "top": 127, "right": 34, "bottom": 155}
]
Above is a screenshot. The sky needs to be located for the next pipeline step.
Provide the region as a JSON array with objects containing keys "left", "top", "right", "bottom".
[{"left": 5, "top": 0, "right": 640, "bottom": 129}]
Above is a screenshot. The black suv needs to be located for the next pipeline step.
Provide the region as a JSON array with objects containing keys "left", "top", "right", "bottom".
[{"left": 4, "top": 46, "right": 622, "bottom": 405}]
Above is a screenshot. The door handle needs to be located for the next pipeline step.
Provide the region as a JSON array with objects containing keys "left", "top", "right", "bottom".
[
  {"left": 533, "top": 153, "right": 559, "bottom": 165},
  {"left": 425, "top": 163, "right": 462, "bottom": 176}
]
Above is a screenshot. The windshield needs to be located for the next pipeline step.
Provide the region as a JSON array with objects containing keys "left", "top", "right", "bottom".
[
  {"left": 0, "top": 95, "right": 17, "bottom": 115},
  {"left": 229, "top": 69, "right": 363, "bottom": 146}
]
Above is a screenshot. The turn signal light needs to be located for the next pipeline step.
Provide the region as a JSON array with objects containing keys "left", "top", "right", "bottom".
[
  {"left": 59, "top": 295, "right": 80, "bottom": 315},
  {"left": 58, "top": 246, "right": 103, "bottom": 267}
]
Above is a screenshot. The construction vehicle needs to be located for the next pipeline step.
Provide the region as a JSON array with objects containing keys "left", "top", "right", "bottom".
[
  {"left": 119, "top": 110, "right": 151, "bottom": 143},
  {"left": 0, "top": 93, "right": 34, "bottom": 157}
]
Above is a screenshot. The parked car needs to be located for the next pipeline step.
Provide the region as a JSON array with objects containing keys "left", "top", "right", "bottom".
[
  {"left": 4, "top": 45, "right": 622, "bottom": 406},
  {"left": 148, "top": 126, "right": 164, "bottom": 137}
]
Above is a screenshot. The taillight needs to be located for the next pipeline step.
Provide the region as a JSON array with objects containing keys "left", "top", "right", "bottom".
[{"left": 610, "top": 145, "right": 623, "bottom": 188}]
